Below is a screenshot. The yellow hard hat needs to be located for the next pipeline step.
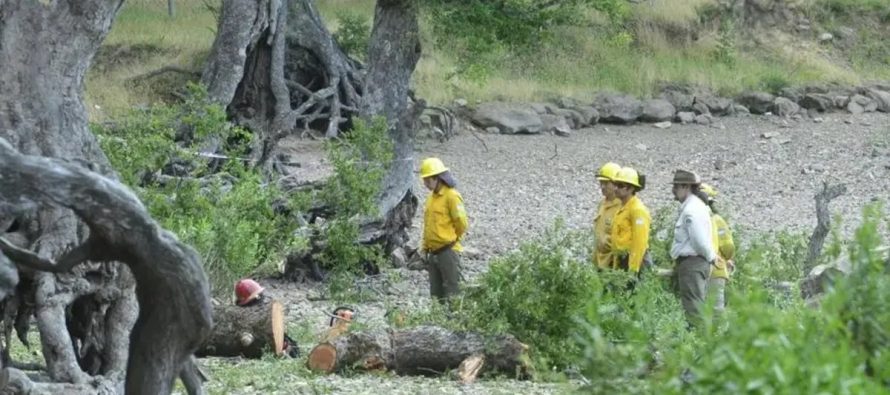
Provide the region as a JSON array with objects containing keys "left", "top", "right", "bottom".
[
  {"left": 419, "top": 157, "right": 448, "bottom": 178},
  {"left": 612, "top": 167, "right": 641, "bottom": 188},
  {"left": 596, "top": 162, "right": 621, "bottom": 181},
  {"left": 701, "top": 183, "right": 718, "bottom": 200}
]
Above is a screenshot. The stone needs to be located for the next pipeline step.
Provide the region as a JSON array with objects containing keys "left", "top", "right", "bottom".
[
  {"left": 572, "top": 106, "right": 600, "bottom": 127},
  {"left": 696, "top": 95, "right": 733, "bottom": 115},
  {"left": 653, "top": 121, "right": 672, "bottom": 129},
  {"left": 391, "top": 248, "right": 407, "bottom": 268},
  {"left": 772, "top": 97, "right": 800, "bottom": 117},
  {"left": 863, "top": 88, "right": 890, "bottom": 113},
  {"left": 737, "top": 91, "right": 776, "bottom": 114},
  {"left": 540, "top": 114, "right": 573, "bottom": 137},
  {"left": 677, "top": 111, "right": 696, "bottom": 124},
  {"left": 846, "top": 94, "right": 878, "bottom": 114},
  {"left": 694, "top": 114, "right": 711, "bottom": 125},
  {"left": 454, "top": 98, "right": 468, "bottom": 107},
  {"left": 640, "top": 99, "right": 676, "bottom": 122},
  {"left": 471, "top": 102, "right": 544, "bottom": 134},
  {"left": 800, "top": 93, "right": 833, "bottom": 112},
  {"left": 593, "top": 92, "right": 643, "bottom": 124},
  {"left": 553, "top": 108, "right": 585, "bottom": 129},
  {"left": 692, "top": 102, "right": 710, "bottom": 115},
  {"left": 732, "top": 103, "right": 750, "bottom": 114},
  {"left": 818, "top": 32, "right": 833, "bottom": 42}
]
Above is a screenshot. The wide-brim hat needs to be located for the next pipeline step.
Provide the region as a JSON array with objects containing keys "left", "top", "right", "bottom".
[{"left": 671, "top": 169, "right": 701, "bottom": 185}]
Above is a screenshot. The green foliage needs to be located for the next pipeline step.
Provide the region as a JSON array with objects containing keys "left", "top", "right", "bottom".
[
  {"left": 659, "top": 291, "right": 884, "bottom": 394},
  {"left": 454, "top": 221, "right": 600, "bottom": 368},
  {"left": 94, "top": 83, "right": 304, "bottom": 293},
  {"left": 333, "top": 11, "right": 371, "bottom": 60},
  {"left": 827, "top": 204, "right": 890, "bottom": 381},
  {"left": 713, "top": 17, "right": 736, "bottom": 67},
  {"left": 425, "top": 0, "right": 630, "bottom": 80},
  {"left": 317, "top": 117, "right": 393, "bottom": 277}
]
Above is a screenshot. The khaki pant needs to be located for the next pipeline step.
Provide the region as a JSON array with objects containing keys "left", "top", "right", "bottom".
[
  {"left": 674, "top": 256, "right": 711, "bottom": 328},
  {"left": 708, "top": 277, "right": 727, "bottom": 313},
  {"left": 427, "top": 248, "right": 461, "bottom": 303}
]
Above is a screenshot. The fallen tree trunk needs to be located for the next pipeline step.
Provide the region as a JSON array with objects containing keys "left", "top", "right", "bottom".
[
  {"left": 197, "top": 300, "right": 285, "bottom": 358},
  {"left": 307, "top": 326, "right": 532, "bottom": 379}
]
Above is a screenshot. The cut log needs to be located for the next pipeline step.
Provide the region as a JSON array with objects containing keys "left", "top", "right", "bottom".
[
  {"left": 458, "top": 354, "right": 485, "bottom": 384},
  {"left": 306, "top": 326, "right": 532, "bottom": 379},
  {"left": 196, "top": 300, "right": 285, "bottom": 358}
]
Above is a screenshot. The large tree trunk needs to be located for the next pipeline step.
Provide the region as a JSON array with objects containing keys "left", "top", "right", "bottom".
[
  {"left": 202, "top": 0, "right": 363, "bottom": 167},
  {"left": 357, "top": 0, "right": 422, "bottom": 255},
  {"left": 306, "top": 326, "right": 532, "bottom": 378},
  {"left": 0, "top": 0, "right": 137, "bottom": 388},
  {"left": 0, "top": 1, "right": 212, "bottom": 393},
  {"left": 0, "top": 141, "right": 213, "bottom": 394},
  {"left": 204, "top": 0, "right": 423, "bottom": 276}
]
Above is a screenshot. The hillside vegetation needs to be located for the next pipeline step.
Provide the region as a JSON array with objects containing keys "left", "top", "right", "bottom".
[{"left": 86, "top": 0, "right": 890, "bottom": 119}]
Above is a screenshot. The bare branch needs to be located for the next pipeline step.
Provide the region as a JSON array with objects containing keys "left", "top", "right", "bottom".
[{"left": 805, "top": 182, "right": 848, "bottom": 274}]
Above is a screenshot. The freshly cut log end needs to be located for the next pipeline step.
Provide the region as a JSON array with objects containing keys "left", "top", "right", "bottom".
[
  {"left": 307, "top": 343, "right": 337, "bottom": 373},
  {"left": 272, "top": 301, "right": 285, "bottom": 356},
  {"left": 458, "top": 354, "right": 485, "bottom": 384}
]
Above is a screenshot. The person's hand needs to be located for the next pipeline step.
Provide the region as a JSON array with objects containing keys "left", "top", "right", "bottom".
[{"left": 727, "top": 260, "right": 736, "bottom": 273}]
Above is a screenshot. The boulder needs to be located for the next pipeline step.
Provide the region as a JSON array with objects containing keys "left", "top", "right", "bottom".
[
  {"left": 692, "top": 102, "right": 710, "bottom": 115},
  {"left": 540, "top": 114, "right": 573, "bottom": 136},
  {"left": 658, "top": 89, "right": 695, "bottom": 112},
  {"left": 846, "top": 94, "right": 878, "bottom": 114},
  {"left": 800, "top": 93, "right": 833, "bottom": 112},
  {"left": 694, "top": 114, "right": 712, "bottom": 125},
  {"left": 471, "top": 102, "right": 544, "bottom": 134},
  {"left": 676, "top": 111, "right": 696, "bottom": 124},
  {"left": 640, "top": 99, "right": 676, "bottom": 122},
  {"left": 737, "top": 91, "right": 776, "bottom": 114},
  {"left": 553, "top": 108, "right": 585, "bottom": 129},
  {"left": 528, "top": 102, "right": 557, "bottom": 115},
  {"left": 863, "top": 88, "right": 890, "bottom": 113},
  {"left": 772, "top": 97, "right": 800, "bottom": 117},
  {"left": 732, "top": 103, "right": 750, "bottom": 114},
  {"left": 696, "top": 95, "right": 733, "bottom": 116},
  {"left": 572, "top": 106, "right": 600, "bottom": 127},
  {"left": 593, "top": 93, "right": 643, "bottom": 124}
]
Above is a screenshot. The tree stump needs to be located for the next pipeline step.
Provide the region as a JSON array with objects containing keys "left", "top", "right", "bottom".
[
  {"left": 307, "top": 326, "right": 531, "bottom": 379},
  {"left": 196, "top": 300, "right": 285, "bottom": 358}
]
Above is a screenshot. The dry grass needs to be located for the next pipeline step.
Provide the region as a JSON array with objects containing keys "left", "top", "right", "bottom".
[{"left": 85, "top": 0, "right": 884, "bottom": 116}]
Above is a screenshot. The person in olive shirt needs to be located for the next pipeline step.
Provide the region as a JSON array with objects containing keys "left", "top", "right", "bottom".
[
  {"left": 701, "top": 183, "right": 736, "bottom": 313},
  {"left": 594, "top": 162, "right": 622, "bottom": 269},
  {"left": 419, "top": 157, "right": 469, "bottom": 304}
]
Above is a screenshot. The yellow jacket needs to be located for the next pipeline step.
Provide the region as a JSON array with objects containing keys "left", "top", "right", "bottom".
[
  {"left": 422, "top": 186, "right": 468, "bottom": 253},
  {"left": 594, "top": 198, "right": 622, "bottom": 269},
  {"left": 710, "top": 214, "right": 735, "bottom": 279},
  {"left": 610, "top": 195, "right": 651, "bottom": 272}
]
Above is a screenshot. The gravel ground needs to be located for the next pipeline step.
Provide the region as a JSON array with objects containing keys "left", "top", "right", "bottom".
[{"left": 211, "top": 112, "right": 889, "bottom": 394}]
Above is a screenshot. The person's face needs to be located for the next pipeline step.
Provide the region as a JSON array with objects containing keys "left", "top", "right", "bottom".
[
  {"left": 599, "top": 180, "right": 616, "bottom": 198},
  {"left": 615, "top": 183, "right": 633, "bottom": 200},
  {"left": 423, "top": 176, "right": 438, "bottom": 191},
  {"left": 672, "top": 183, "right": 690, "bottom": 202}
]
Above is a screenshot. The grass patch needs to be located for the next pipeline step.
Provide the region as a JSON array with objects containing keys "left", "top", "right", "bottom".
[{"left": 87, "top": 0, "right": 890, "bottom": 115}]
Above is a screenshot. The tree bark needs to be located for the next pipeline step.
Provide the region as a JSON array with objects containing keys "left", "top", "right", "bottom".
[
  {"left": 0, "top": 0, "right": 142, "bottom": 389},
  {"left": 196, "top": 300, "right": 285, "bottom": 358},
  {"left": 0, "top": 140, "right": 214, "bottom": 394},
  {"left": 306, "top": 326, "right": 532, "bottom": 378},
  {"left": 804, "top": 182, "right": 847, "bottom": 275},
  {"left": 358, "top": 0, "right": 423, "bottom": 256}
]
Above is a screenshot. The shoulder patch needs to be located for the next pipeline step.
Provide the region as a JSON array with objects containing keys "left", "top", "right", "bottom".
[{"left": 635, "top": 218, "right": 645, "bottom": 225}]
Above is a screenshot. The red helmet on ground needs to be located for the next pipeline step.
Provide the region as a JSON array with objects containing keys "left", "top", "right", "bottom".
[{"left": 234, "top": 279, "right": 264, "bottom": 306}]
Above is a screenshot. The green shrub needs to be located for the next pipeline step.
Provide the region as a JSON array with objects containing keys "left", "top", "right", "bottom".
[
  {"left": 333, "top": 11, "right": 370, "bottom": 60},
  {"left": 658, "top": 290, "right": 884, "bottom": 394},
  {"left": 454, "top": 221, "right": 600, "bottom": 369},
  {"left": 316, "top": 117, "right": 393, "bottom": 279},
  {"left": 93, "top": 83, "right": 305, "bottom": 293}
]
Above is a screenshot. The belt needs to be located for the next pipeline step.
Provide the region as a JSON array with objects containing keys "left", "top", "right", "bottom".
[{"left": 430, "top": 241, "right": 457, "bottom": 255}]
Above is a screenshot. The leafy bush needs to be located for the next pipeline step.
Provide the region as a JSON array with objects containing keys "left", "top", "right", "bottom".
[
  {"left": 94, "top": 83, "right": 305, "bottom": 293},
  {"left": 317, "top": 117, "right": 393, "bottom": 278},
  {"left": 333, "top": 11, "right": 370, "bottom": 60},
  {"left": 658, "top": 290, "right": 884, "bottom": 394},
  {"left": 455, "top": 221, "right": 600, "bottom": 368}
]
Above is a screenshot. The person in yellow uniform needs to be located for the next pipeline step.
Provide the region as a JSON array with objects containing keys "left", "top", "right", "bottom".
[
  {"left": 594, "top": 162, "right": 622, "bottom": 269},
  {"left": 419, "top": 157, "right": 469, "bottom": 304},
  {"left": 610, "top": 167, "right": 651, "bottom": 276},
  {"left": 701, "top": 183, "right": 735, "bottom": 312}
]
